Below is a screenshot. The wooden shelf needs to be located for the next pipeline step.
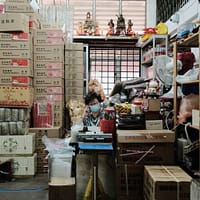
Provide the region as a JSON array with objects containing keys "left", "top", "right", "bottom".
[{"left": 177, "top": 32, "right": 199, "bottom": 47}]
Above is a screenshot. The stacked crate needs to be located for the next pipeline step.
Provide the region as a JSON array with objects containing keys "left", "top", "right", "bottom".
[
  {"left": 33, "top": 29, "right": 65, "bottom": 129},
  {"left": 29, "top": 127, "right": 62, "bottom": 174},
  {"left": 115, "top": 129, "right": 175, "bottom": 200},
  {"left": 65, "top": 43, "right": 84, "bottom": 103}
]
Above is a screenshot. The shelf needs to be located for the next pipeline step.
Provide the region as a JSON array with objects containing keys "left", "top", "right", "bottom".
[
  {"left": 142, "top": 34, "right": 168, "bottom": 48},
  {"left": 176, "top": 80, "right": 200, "bottom": 85},
  {"left": 190, "top": 125, "right": 199, "bottom": 130},
  {"left": 73, "top": 35, "right": 139, "bottom": 46},
  {"left": 177, "top": 32, "right": 199, "bottom": 47}
]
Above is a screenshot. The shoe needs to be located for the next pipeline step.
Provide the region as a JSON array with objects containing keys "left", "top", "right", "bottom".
[
  {"left": 176, "top": 68, "right": 199, "bottom": 83},
  {"left": 160, "top": 86, "right": 184, "bottom": 99}
]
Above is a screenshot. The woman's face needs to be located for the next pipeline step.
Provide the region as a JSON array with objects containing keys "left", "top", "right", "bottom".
[{"left": 89, "top": 98, "right": 100, "bottom": 113}]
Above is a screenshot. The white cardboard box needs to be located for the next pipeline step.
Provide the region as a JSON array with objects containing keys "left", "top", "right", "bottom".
[
  {"left": 192, "top": 109, "right": 199, "bottom": 128},
  {"left": 145, "top": 120, "right": 163, "bottom": 130},
  {"left": 0, "top": 133, "right": 35, "bottom": 155},
  {"left": 0, "top": 153, "right": 37, "bottom": 176}
]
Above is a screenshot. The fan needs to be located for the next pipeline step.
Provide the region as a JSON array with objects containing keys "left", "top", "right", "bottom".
[{"left": 154, "top": 55, "right": 182, "bottom": 87}]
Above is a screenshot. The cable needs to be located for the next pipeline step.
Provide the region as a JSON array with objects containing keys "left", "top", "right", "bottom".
[
  {"left": 184, "top": 122, "right": 192, "bottom": 144},
  {"left": 0, "top": 187, "right": 48, "bottom": 193}
]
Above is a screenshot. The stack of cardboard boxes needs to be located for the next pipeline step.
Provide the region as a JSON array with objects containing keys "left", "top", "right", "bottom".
[{"left": 0, "top": 0, "right": 38, "bottom": 176}]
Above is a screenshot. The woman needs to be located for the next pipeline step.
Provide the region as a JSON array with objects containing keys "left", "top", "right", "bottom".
[{"left": 83, "top": 91, "right": 104, "bottom": 127}]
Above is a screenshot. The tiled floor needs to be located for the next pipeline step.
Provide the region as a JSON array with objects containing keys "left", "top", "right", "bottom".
[{"left": 0, "top": 174, "right": 48, "bottom": 200}]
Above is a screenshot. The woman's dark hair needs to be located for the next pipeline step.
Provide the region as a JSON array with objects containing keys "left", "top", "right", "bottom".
[{"left": 84, "top": 91, "right": 103, "bottom": 105}]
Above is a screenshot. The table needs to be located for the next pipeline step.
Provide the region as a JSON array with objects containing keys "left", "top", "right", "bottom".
[{"left": 78, "top": 143, "right": 113, "bottom": 200}]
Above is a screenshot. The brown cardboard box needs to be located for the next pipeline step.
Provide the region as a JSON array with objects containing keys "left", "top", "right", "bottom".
[
  {"left": 65, "top": 57, "right": 83, "bottom": 65},
  {"left": 0, "top": 86, "right": 33, "bottom": 107},
  {"left": 34, "top": 94, "right": 64, "bottom": 103},
  {"left": 0, "top": 133, "right": 35, "bottom": 155},
  {"left": 0, "top": 41, "right": 31, "bottom": 49},
  {"left": 143, "top": 165, "right": 192, "bottom": 200},
  {"left": 34, "top": 45, "right": 64, "bottom": 54},
  {"left": 34, "top": 69, "right": 64, "bottom": 78},
  {"left": 33, "top": 37, "right": 64, "bottom": 46},
  {"left": 116, "top": 129, "right": 175, "bottom": 165},
  {"left": 0, "top": 67, "right": 33, "bottom": 76},
  {"left": 0, "top": 13, "right": 29, "bottom": 32},
  {"left": 49, "top": 177, "right": 76, "bottom": 200},
  {"left": 0, "top": 58, "right": 32, "bottom": 67},
  {"left": 0, "top": 153, "right": 37, "bottom": 176},
  {"left": 143, "top": 99, "right": 160, "bottom": 111},
  {"left": 65, "top": 43, "right": 83, "bottom": 51},
  {"left": 65, "top": 72, "right": 83, "bottom": 80},
  {"left": 29, "top": 126, "right": 62, "bottom": 138},
  {"left": 65, "top": 80, "right": 84, "bottom": 88},
  {"left": 0, "top": 76, "right": 33, "bottom": 86},
  {"left": 6, "top": 0, "right": 31, "bottom": 3},
  {"left": 34, "top": 61, "right": 64, "bottom": 70},
  {"left": 145, "top": 120, "right": 163, "bottom": 130},
  {"left": 34, "top": 29, "right": 64, "bottom": 38},
  {"left": 65, "top": 87, "right": 83, "bottom": 95},
  {"left": 34, "top": 53, "right": 64, "bottom": 62},
  {"left": 34, "top": 86, "right": 64, "bottom": 95},
  {"left": 116, "top": 164, "right": 144, "bottom": 200},
  {"left": 34, "top": 78, "right": 64, "bottom": 87},
  {"left": 65, "top": 94, "right": 84, "bottom": 102},
  {"left": 0, "top": 32, "right": 29, "bottom": 41},
  {"left": 65, "top": 64, "right": 84, "bottom": 73},
  {"left": 5, "top": 3, "right": 35, "bottom": 13},
  {"left": 117, "top": 129, "right": 175, "bottom": 143},
  {"left": 0, "top": 49, "right": 31, "bottom": 58},
  {"left": 64, "top": 50, "right": 83, "bottom": 58}
]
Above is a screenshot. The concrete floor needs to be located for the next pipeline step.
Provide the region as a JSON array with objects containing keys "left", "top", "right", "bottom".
[{"left": 0, "top": 174, "right": 48, "bottom": 200}]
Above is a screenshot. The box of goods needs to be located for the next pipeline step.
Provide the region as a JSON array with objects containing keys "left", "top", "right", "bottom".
[
  {"left": 34, "top": 78, "right": 64, "bottom": 87},
  {"left": 143, "top": 165, "right": 192, "bottom": 200},
  {"left": 32, "top": 102, "right": 54, "bottom": 128},
  {"left": 34, "top": 53, "right": 64, "bottom": 62},
  {"left": 41, "top": 22, "right": 64, "bottom": 30},
  {"left": 0, "top": 76, "right": 33, "bottom": 86},
  {"left": 65, "top": 64, "right": 84, "bottom": 73},
  {"left": 0, "top": 153, "right": 37, "bottom": 176},
  {"left": 0, "top": 58, "right": 32, "bottom": 67},
  {"left": 5, "top": 3, "right": 35, "bottom": 13},
  {"left": 0, "top": 49, "right": 31, "bottom": 59},
  {"left": 29, "top": 126, "right": 62, "bottom": 138},
  {"left": 65, "top": 80, "right": 84, "bottom": 88},
  {"left": 65, "top": 51, "right": 83, "bottom": 59},
  {"left": 144, "top": 111, "right": 161, "bottom": 120},
  {"left": 65, "top": 87, "right": 83, "bottom": 96},
  {"left": 116, "top": 164, "right": 144, "bottom": 200},
  {"left": 34, "top": 86, "right": 64, "bottom": 95},
  {"left": 34, "top": 29, "right": 65, "bottom": 38},
  {"left": 145, "top": 120, "right": 163, "bottom": 130},
  {"left": 116, "top": 129, "right": 175, "bottom": 165},
  {"left": 54, "top": 102, "right": 64, "bottom": 111},
  {"left": 65, "top": 94, "right": 84, "bottom": 103},
  {"left": 0, "top": 132, "right": 35, "bottom": 154},
  {"left": 0, "top": 32, "right": 29, "bottom": 41},
  {"left": 0, "top": 86, "right": 33, "bottom": 107},
  {"left": 65, "top": 42, "right": 83, "bottom": 51},
  {"left": 34, "top": 45, "right": 64, "bottom": 54},
  {"left": 34, "top": 37, "right": 64, "bottom": 46},
  {"left": 65, "top": 57, "right": 83, "bottom": 65},
  {"left": 0, "top": 13, "right": 29, "bottom": 32},
  {"left": 65, "top": 72, "right": 83, "bottom": 80},
  {"left": 34, "top": 94, "right": 64, "bottom": 103},
  {"left": 6, "top": 0, "right": 31, "bottom": 3},
  {"left": 0, "top": 41, "right": 30, "bottom": 50},
  {"left": 34, "top": 69, "right": 64, "bottom": 78},
  {"left": 143, "top": 98, "right": 160, "bottom": 111},
  {"left": 34, "top": 61, "right": 64, "bottom": 70},
  {"left": 192, "top": 109, "right": 199, "bottom": 128},
  {"left": 0, "top": 67, "right": 33, "bottom": 77},
  {"left": 191, "top": 178, "right": 200, "bottom": 200},
  {"left": 49, "top": 177, "right": 76, "bottom": 200}
]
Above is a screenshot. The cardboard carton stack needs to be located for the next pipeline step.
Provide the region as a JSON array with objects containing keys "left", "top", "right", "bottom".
[
  {"left": 33, "top": 29, "right": 65, "bottom": 128},
  {"left": 143, "top": 165, "right": 192, "bottom": 200},
  {"left": 29, "top": 127, "right": 62, "bottom": 174},
  {"left": 64, "top": 42, "right": 84, "bottom": 103},
  {"left": 116, "top": 129, "right": 175, "bottom": 200}
]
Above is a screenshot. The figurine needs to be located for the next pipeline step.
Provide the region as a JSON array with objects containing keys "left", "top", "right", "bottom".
[
  {"left": 83, "top": 12, "right": 95, "bottom": 35},
  {"left": 116, "top": 14, "right": 126, "bottom": 35},
  {"left": 76, "top": 22, "right": 84, "bottom": 35},
  {"left": 127, "top": 19, "right": 135, "bottom": 36},
  {"left": 106, "top": 19, "right": 115, "bottom": 36}
]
